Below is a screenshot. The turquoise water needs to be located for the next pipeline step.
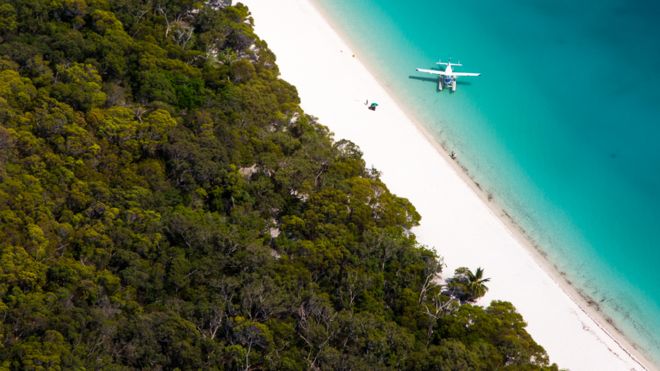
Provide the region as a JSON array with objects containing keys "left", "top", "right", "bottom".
[{"left": 313, "top": 0, "right": 660, "bottom": 364}]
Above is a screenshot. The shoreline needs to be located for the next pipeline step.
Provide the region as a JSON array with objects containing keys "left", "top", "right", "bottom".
[{"left": 242, "top": 0, "right": 656, "bottom": 369}]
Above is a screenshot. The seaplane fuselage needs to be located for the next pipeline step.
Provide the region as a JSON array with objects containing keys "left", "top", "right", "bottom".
[{"left": 440, "top": 64, "right": 456, "bottom": 92}]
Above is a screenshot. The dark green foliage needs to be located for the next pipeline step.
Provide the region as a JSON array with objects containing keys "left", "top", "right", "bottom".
[
  {"left": 0, "top": 0, "right": 557, "bottom": 369},
  {"left": 446, "top": 267, "right": 491, "bottom": 304}
]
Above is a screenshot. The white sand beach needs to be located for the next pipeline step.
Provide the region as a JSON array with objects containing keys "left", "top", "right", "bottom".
[{"left": 241, "top": 0, "right": 654, "bottom": 369}]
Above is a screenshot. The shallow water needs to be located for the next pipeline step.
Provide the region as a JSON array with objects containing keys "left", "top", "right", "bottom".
[{"left": 315, "top": 0, "right": 660, "bottom": 363}]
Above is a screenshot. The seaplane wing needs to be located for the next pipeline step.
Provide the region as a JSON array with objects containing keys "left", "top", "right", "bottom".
[
  {"left": 451, "top": 72, "right": 481, "bottom": 77},
  {"left": 416, "top": 68, "right": 447, "bottom": 75}
]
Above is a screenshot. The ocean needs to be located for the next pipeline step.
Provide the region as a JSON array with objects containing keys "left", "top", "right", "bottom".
[{"left": 313, "top": 0, "right": 660, "bottom": 363}]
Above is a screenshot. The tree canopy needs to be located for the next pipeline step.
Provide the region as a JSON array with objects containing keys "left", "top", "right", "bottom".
[{"left": 0, "top": 0, "right": 557, "bottom": 369}]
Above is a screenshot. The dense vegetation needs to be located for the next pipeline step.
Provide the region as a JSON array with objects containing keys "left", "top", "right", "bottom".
[{"left": 0, "top": 0, "right": 557, "bottom": 369}]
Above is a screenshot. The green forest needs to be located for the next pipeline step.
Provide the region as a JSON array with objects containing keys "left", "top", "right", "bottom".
[{"left": 0, "top": 0, "right": 557, "bottom": 369}]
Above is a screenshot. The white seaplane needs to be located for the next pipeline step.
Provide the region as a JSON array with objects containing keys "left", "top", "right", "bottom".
[{"left": 416, "top": 61, "right": 480, "bottom": 92}]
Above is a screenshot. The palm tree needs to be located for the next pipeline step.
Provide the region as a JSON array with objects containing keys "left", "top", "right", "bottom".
[{"left": 446, "top": 267, "right": 490, "bottom": 303}]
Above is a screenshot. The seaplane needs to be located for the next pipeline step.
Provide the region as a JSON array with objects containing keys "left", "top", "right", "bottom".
[{"left": 416, "top": 61, "right": 480, "bottom": 92}]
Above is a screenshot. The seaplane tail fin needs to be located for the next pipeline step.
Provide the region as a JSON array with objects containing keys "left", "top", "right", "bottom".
[
  {"left": 437, "top": 61, "right": 463, "bottom": 67},
  {"left": 451, "top": 72, "right": 481, "bottom": 77},
  {"left": 416, "top": 68, "right": 446, "bottom": 75}
]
